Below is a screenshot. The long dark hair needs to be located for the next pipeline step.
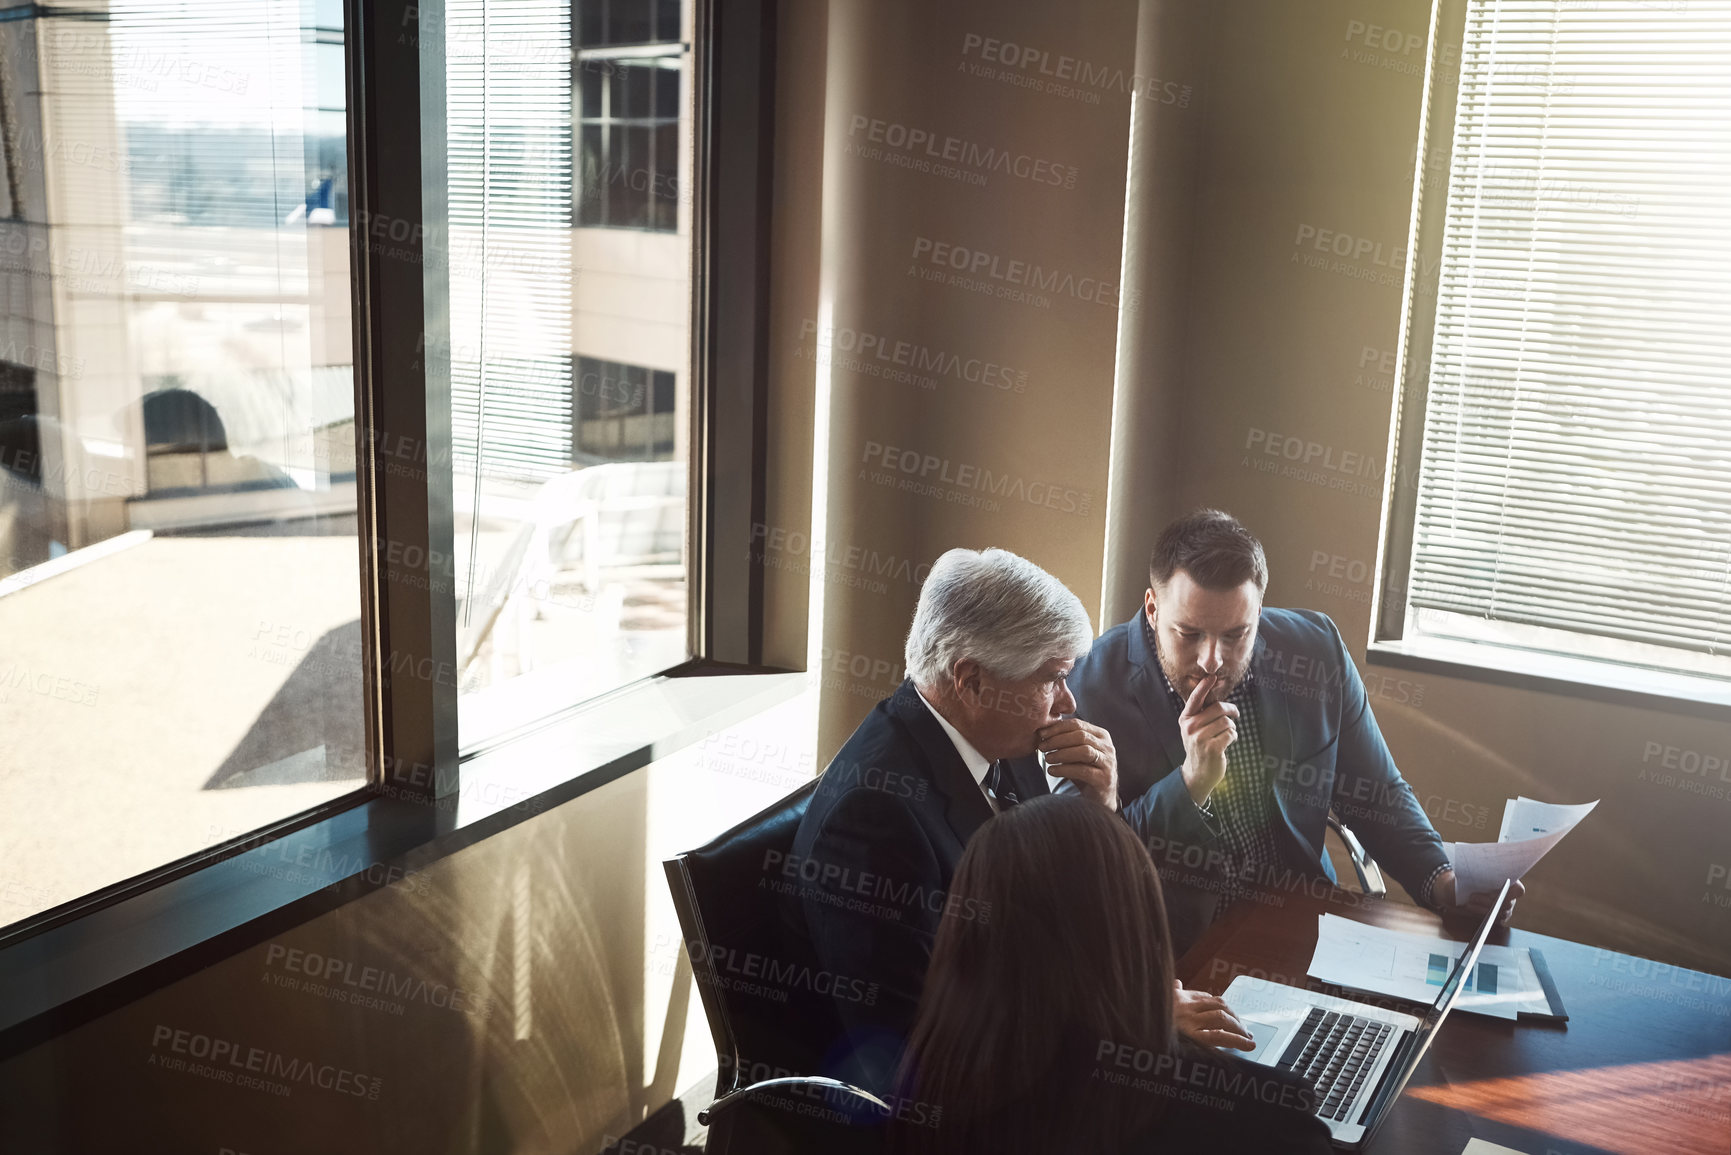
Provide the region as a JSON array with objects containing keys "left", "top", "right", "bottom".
[{"left": 889, "top": 795, "right": 1178, "bottom": 1154}]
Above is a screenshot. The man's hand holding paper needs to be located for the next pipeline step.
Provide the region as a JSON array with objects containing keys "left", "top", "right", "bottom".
[{"left": 1441, "top": 797, "right": 1598, "bottom": 914}]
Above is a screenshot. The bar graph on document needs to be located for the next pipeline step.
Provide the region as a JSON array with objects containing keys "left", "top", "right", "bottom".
[
  {"left": 1309, "top": 915, "right": 1546, "bottom": 1019},
  {"left": 1426, "top": 952, "right": 1498, "bottom": 995}
]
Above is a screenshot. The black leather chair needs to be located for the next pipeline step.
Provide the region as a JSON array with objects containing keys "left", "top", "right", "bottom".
[{"left": 664, "top": 779, "right": 888, "bottom": 1154}]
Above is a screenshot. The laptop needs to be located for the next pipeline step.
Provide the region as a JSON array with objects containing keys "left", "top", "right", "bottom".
[{"left": 1222, "top": 880, "right": 1510, "bottom": 1150}]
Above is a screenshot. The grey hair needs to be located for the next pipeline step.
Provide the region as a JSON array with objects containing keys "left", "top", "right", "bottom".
[{"left": 904, "top": 548, "right": 1094, "bottom": 690}]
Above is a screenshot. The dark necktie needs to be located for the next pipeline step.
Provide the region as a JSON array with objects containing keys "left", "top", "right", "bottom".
[{"left": 986, "top": 760, "right": 1020, "bottom": 810}]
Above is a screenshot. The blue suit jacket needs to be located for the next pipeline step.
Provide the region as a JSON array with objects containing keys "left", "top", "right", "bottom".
[{"left": 1069, "top": 608, "right": 1449, "bottom": 953}]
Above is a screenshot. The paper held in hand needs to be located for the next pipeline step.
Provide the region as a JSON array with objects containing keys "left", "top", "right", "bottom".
[{"left": 1441, "top": 797, "right": 1599, "bottom": 903}]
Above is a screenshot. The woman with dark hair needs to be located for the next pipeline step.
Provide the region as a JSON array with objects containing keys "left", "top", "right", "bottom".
[{"left": 888, "top": 795, "right": 1330, "bottom": 1155}]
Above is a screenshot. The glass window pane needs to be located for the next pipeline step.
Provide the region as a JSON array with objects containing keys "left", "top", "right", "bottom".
[
  {"left": 615, "top": 124, "right": 648, "bottom": 227},
  {"left": 607, "top": 61, "right": 626, "bottom": 120},
  {"left": 612, "top": 0, "right": 652, "bottom": 45},
  {"left": 578, "top": 122, "right": 606, "bottom": 226},
  {"left": 652, "top": 120, "right": 677, "bottom": 231},
  {"left": 578, "top": 0, "right": 603, "bottom": 47},
  {"left": 447, "top": 5, "right": 691, "bottom": 749},
  {"left": 657, "top": 0, "right": 681, "bottom": 43},
  {"left": 654, "top": 61, "right": 679, "bottom": 119},
  {"left": 619, "top": 364, "right": 649, "bottom": 416},
  {"left": 623, "top": 63, "right": 652, "bottom": 120},
  {"left": 579, "top": 59, "right": 604, "bottom": 120},
  {"left": 0, "top": 0, "right": 363, "bottom": 929}
]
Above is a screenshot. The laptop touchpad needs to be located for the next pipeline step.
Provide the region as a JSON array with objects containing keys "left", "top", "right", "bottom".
[{"left": 1241, "top": 1017, "right": 1283, "bottom": 1062}]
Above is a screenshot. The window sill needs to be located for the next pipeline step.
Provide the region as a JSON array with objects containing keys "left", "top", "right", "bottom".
[
  {"left": 0, "top": 665, "right": 805, "bottom": 1060},
  {"left": 1367, "top": 635, "right": 1731, "bottom": 720}
]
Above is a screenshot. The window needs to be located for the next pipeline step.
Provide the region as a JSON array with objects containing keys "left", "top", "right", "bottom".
[
  {"left": 0, "top": 0, "right": 363, "bottom": 929},
  {"left": 578, "top": 0, "right": 682, "bottom": 49},
  {"left": 577, "top": 53, "right": 681, "bottom": 231},
  {"left": 575, "top": 356, "right": 677, "bottom": 461},
  {"left": 1378, "top": 0, "right": 1731, "bottom": 701},
  {"left": 0, "top": 0, "right": 776, "bottom": 1030},
  {"left": 447, "top": 0, "right": 692, "bottom": 748},
  {"left": 576, "top": 0, "right": 683, "bottom": 232}
]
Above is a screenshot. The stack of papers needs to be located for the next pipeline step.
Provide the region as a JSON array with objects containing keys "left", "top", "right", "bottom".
[
  {"left": 1442, "top": 796, "right": 1598, "bottom": 902},
  {"left": 1307, "top": 914, "right": 1553, "bottom": 1020}
]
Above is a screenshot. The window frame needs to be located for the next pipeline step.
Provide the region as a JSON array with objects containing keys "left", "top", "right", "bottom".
[
  {"left": 1367, "top": 0, "right": 1731, "bottom": 722},
  {"left": 0, "top": 0, "right": 781, "bottom": 1057}
]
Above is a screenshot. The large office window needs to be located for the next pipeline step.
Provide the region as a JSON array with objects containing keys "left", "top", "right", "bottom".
[
  {"left": 0, "top": 0, "right": 362, "bottom": 929},
  {"left": 448, "top": 0, "right": 692, "bottom": 747},
  {"left": 1381, "top": 0, "right": 1731, "bottom": 696}
]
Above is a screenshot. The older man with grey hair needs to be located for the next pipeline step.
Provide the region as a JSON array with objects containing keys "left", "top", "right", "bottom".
[{"left": 783, "top": 547, "right": 1119, "bottom": 1093}]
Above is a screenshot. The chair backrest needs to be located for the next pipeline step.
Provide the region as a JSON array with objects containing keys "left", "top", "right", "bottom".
[
  {"left": 536, "top": 461, "right": 686, "bottom": 567},
  {"left": 664, "top": 778, "right": 841, "bottom": 1087}
]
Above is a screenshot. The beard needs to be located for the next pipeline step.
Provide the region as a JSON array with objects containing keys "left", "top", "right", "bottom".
[{"left": 1154, "top": 634, "right": 1252, "bottom": 705}]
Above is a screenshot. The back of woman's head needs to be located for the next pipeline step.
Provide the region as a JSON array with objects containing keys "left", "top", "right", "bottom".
[{"left": 891, "top": 795, "right": 1177, "bottom": 1155}]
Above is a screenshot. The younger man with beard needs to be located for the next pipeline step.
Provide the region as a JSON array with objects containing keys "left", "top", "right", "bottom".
[{"left": 1065, "top": 510, "right": 1520, "bottom": 956}]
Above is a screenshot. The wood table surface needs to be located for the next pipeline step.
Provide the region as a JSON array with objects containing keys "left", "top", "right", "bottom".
[{"left": 1175, "top": 888, "right": 1731, "bottom": 1155}]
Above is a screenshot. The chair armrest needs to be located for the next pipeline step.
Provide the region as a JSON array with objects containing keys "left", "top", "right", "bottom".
[
  {"left": 698, "top": 1076, "right": 890, "bottom": 1126},
  {"left": 1326, "top": 813, "right": 1387, "bottom": 898}
]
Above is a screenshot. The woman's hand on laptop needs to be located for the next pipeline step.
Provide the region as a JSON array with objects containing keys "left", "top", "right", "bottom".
[{"left": 1174, "top": 980, "right": 1255, "bottom": 1051}]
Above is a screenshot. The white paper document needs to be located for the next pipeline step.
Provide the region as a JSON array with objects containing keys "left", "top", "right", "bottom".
[
  {"left": 1307, "top": 914, "right": 1552, "bottom": 1020},
  {"left": 1442, "top": 796, "right": 1597, "bottom": 903},
  {"left": 1461, "top": 1141, "right": 1532, "bottom": 1155}
]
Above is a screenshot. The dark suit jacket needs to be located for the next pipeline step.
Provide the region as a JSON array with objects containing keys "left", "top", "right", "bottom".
[
  {"left": 783, "top": 680, "right": 1047, "bottom": 1092},
  {"left": 1070, "top": 608, "right": 1449, "bottom": 953}
]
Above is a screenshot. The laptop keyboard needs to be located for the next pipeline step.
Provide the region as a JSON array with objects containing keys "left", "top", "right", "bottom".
[{"left": 1274, "top": 1006, "right": 1395, "bottom": 1123}]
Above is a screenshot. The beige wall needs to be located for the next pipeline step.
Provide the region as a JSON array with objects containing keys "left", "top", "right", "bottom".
[{"left": 763, "top": 0, "right": 1142, "bottom": 759}]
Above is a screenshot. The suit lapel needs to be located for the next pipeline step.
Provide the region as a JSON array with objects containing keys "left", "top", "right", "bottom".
[
  {"left": 887, "top": 681, "right": 994, "bottom": 845},
  {"left": 1249, "top": 626, "right": 1311, "bottom": 859},
  {"left": 1124, "top": 611, "right": 1185, "bottom": 780}
]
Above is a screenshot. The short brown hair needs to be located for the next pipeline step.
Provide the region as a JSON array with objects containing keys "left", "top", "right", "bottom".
[{"left": 1149, "top": 509, "right": 1267, "bottom": 593}]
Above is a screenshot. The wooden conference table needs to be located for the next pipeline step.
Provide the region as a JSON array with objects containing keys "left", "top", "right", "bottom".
[{"left": 1176, "top": 891, "right": 1731, "bottom": 1155}]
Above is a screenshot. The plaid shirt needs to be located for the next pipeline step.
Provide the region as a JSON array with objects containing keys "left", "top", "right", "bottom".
[
  {"left": 1147, "top": 616, "right": 1285, "bottom": 907},
  {"left": 1145, "top": 615, "right": 1449, "bottom": 909}
]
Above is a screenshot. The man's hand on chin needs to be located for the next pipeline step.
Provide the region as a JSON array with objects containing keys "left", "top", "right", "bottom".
[
  {"left": 1432, "top": 870, "right": 1524, "bottom": 926},
  {"left": 1173, "top": 980, "right": 1255, "bottom": 1051},
  {"left": 1037, "top": 718, "right": 1119, "bottom": 811}
]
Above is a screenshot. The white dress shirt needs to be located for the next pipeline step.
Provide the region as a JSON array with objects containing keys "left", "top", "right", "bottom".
[
  {"left": 915, "top": 689, "right": 1003, "bottom": 811},
  {"left": 1043, "top": 756, "right": 1067, "bottom": 798}
]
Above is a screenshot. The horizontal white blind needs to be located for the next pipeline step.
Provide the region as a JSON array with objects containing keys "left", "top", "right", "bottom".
[
  {"left": 1410, "top": 0, "right": 1731, "bottom": 657},
  {"left": 447, "top": 0, "right": 574, "bottom": 479}
]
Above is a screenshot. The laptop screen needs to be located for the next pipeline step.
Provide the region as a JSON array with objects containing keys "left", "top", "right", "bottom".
[
  {"left": 1359, "top": 880, "right": 1512, "bottom": 1142},
  {"left": 1423, "top": 879, "right": 1510, "bottom": 1027}
]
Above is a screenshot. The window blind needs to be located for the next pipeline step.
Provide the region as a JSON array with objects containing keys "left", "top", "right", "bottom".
[
  {"left": 447, "top": 0, "right": 574, "bottom": 480},
  {"left": 1408, "top": 0, "right": 1731, "bottom": 659}
]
